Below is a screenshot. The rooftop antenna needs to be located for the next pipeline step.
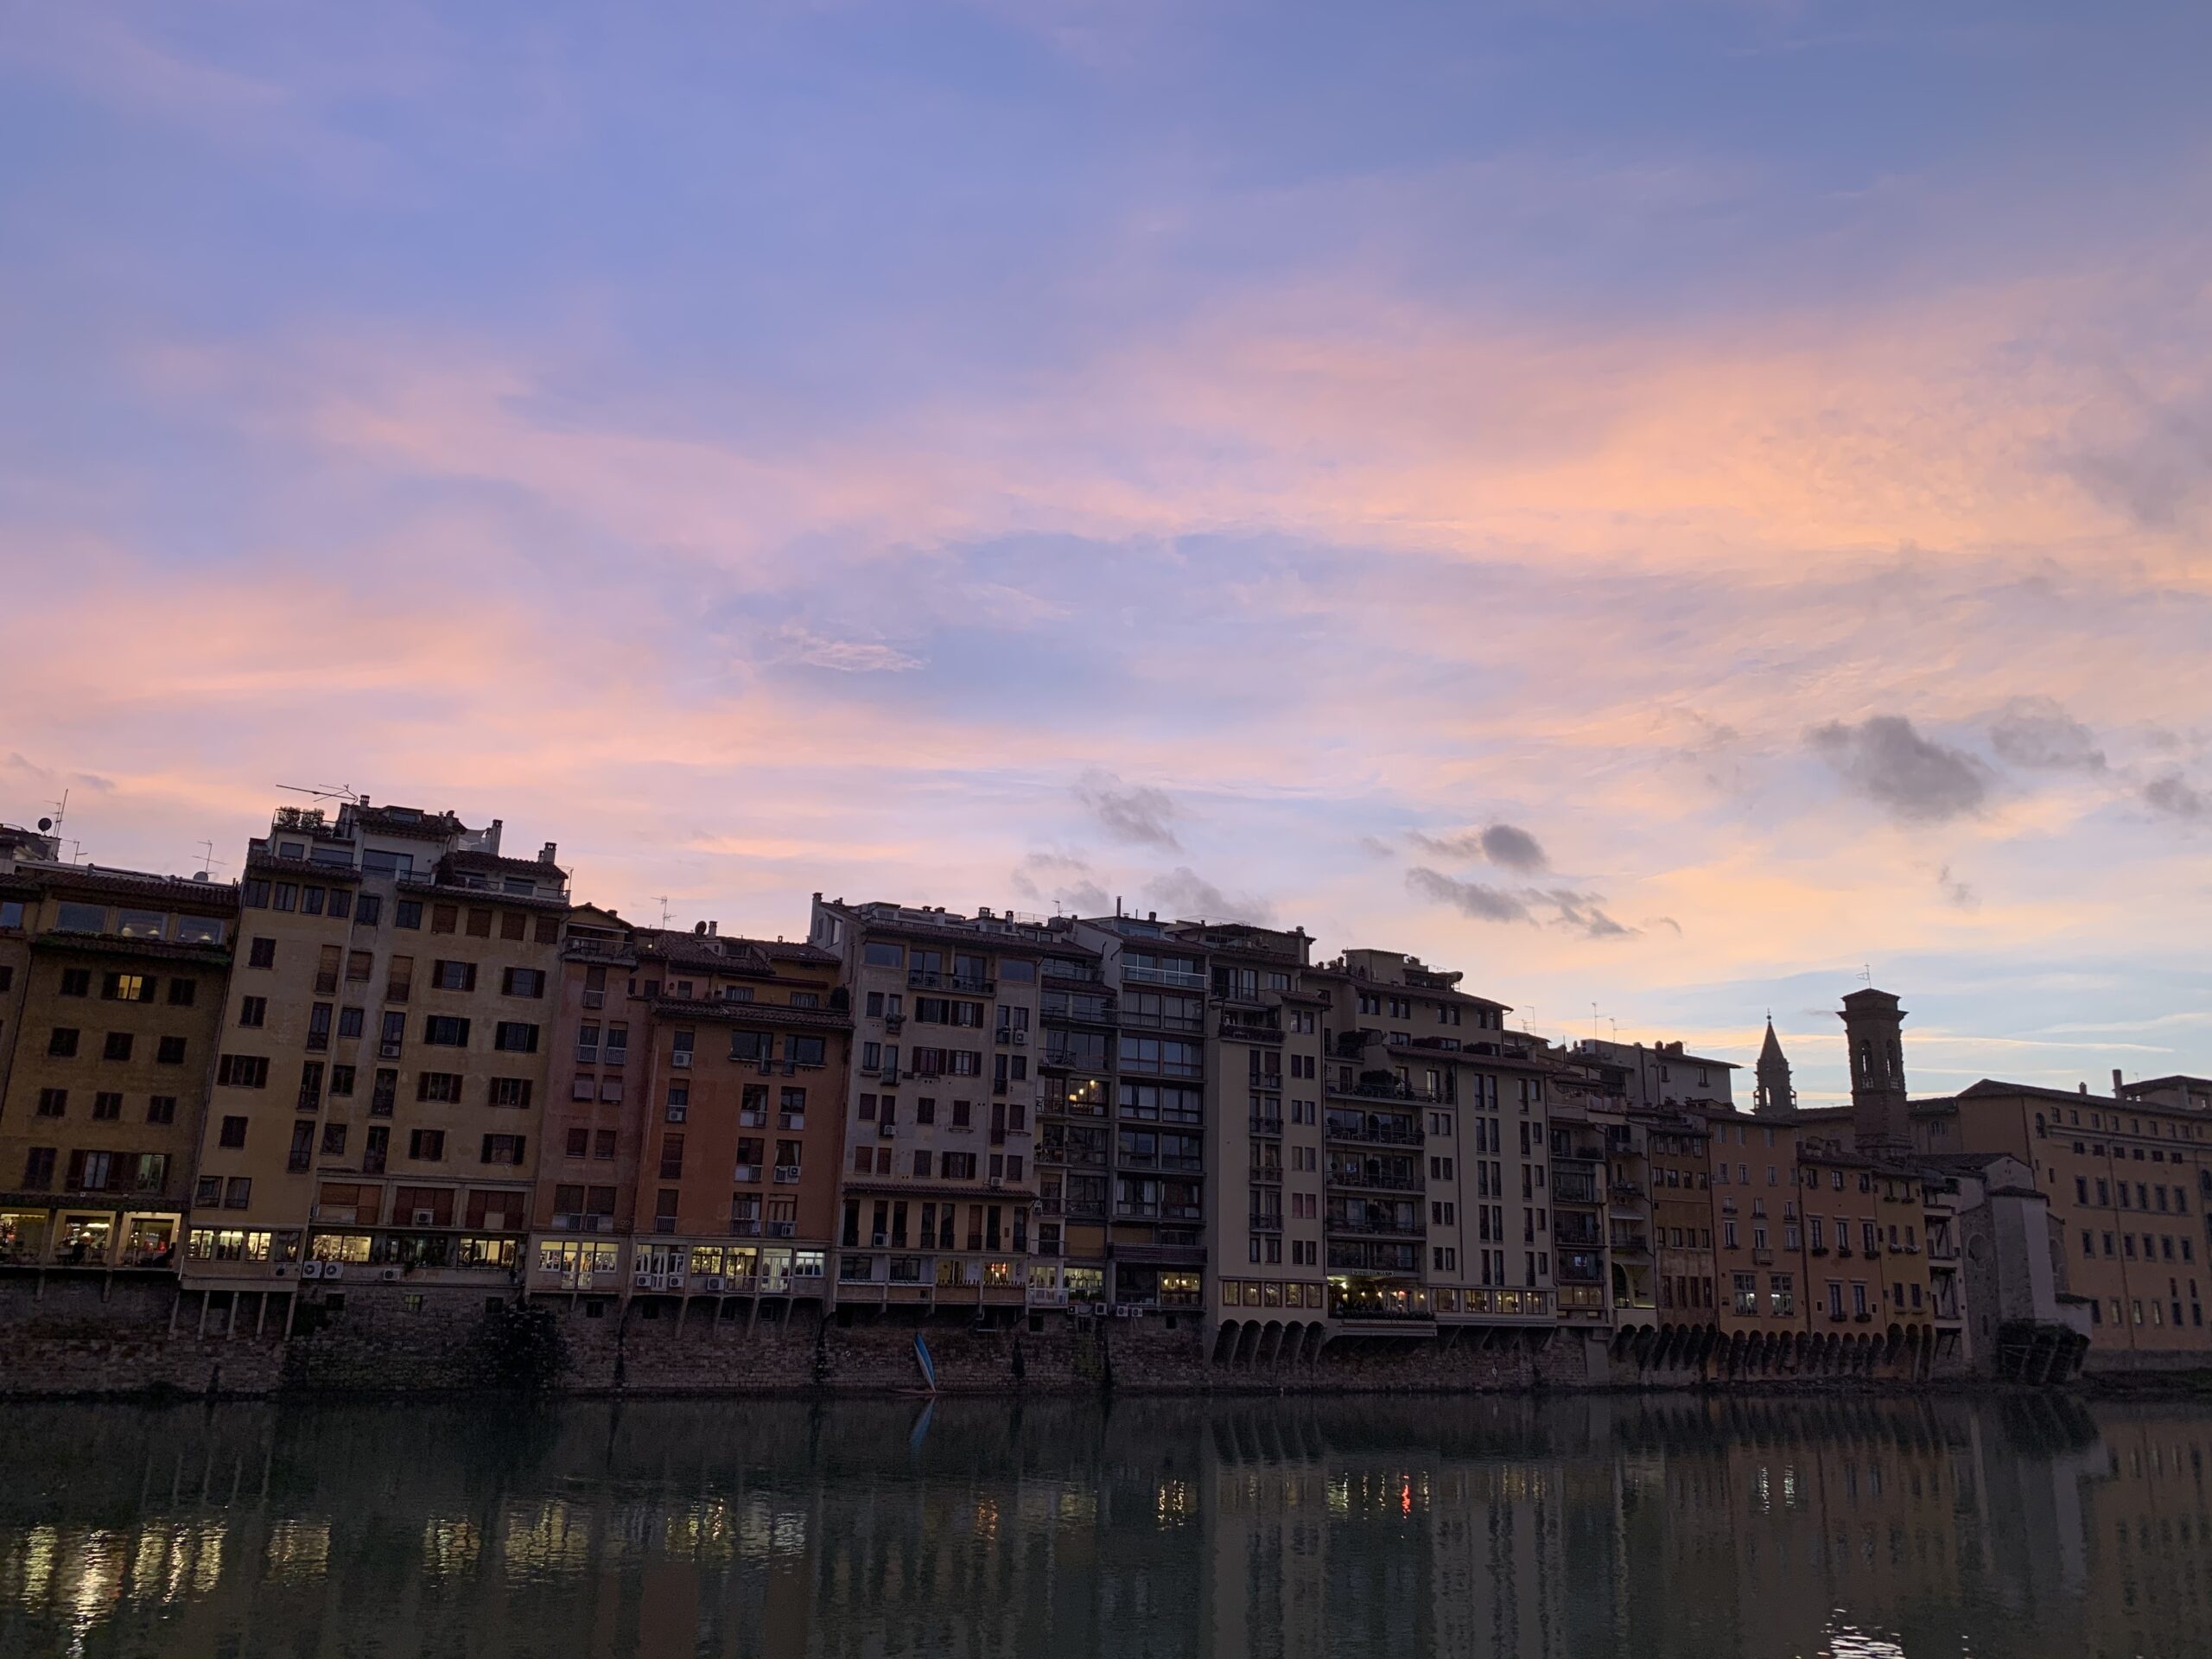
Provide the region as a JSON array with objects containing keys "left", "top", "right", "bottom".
[
  {"left": 652, "top": 894, "right": 673, "bottom": 928},
  {"left": 276, "top": 783, "right": 365, "bottom": 805},
  {"left": 195, "top": 840, "right": 228, "bottom": 879},
  {"left": 1858, "top": 963, "right": 1874, "bottom": 987}
]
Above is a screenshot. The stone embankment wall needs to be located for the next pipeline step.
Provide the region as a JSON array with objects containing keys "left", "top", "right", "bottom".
[
  {"left": 0, "top": 1281, "right": 1611, "bottom": 1399},
  {"left": 2, "top": 1283, "right": 2011, "bottom": 1399}
]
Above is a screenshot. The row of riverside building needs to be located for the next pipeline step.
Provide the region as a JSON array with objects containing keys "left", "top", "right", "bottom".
[{"left": 2, "top": 794, "right": 2208, "bottom": 1382}]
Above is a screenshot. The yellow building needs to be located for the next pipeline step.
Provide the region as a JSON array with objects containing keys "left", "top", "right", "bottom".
[
  {"left": 183, "top": 800, "right": 568, "bottom": 1323},
  {"left": 0, "top": 825, "right": 235, "bottom": 1275}
]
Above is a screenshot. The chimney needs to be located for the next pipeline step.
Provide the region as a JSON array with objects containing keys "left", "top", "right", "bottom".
[
  {"left": 485, "top": 817, "right": 503, "bottom": 855},
  {"left": 1147, "top": 910, "right": 1157, "bottom": 923},
  {"left": 2113, "top": 1068, "right": 2125, "bottom": 1097},
  {"left": 2078, "top": 1082, "right": 2088, "bottom": 1095},
  {"left": 539, "top": 841, "right": 557, "bottom": 865},
  {"left": 707, "top": 920, "right": 717, "bottom": 936}
]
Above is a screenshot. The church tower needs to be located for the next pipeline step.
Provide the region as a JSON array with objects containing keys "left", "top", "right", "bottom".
[
  {"left": 1753, "top": 1017, "right": 1796, "bottom": 1117},
  {"left": 1840, "top": 988, "right": 1912, "bottom": 1159}
]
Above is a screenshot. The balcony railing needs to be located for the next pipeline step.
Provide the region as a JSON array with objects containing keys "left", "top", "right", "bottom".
[
  {"left": 1325, "top": 1117, "right": 1421, "bottom": 1147},
  {"left": 1122, "top": 965, "right": 1205, "bottom": 988},
  {"left": 1326, "top": 1214, "right": 1424, "bottom": 1238},
  {"left": 1119, "top": 1009, "right": 1200, "bottom": 1033},
  {"left": 1249, "top": 1116, "right": 1282, "bottom": 1136},
  {"left": 1327, "top": 1166, "right": 1422, "bottom": 1193},
  {"left": 1219, "top": 1020, "right": 1284, "bottom": 1044},
  {"left": 909, "top": 970, "right": 994, "bottom": 995},
  {"left": 1553, "top": 1177, "right": 1601, "bottom": 1204}
]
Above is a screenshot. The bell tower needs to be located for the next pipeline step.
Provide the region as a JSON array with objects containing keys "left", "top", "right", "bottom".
[
  {"left": 1753, "top": 1016, "right": 1796, "bottom": 1117},
  {"left": 1840, "top": 988, "right": 1912, "bottom": 1159}
]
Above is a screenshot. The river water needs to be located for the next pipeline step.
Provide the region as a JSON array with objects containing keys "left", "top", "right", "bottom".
[{"left": 0, "top": 1394, "right": 2202, "bottom": 1657}]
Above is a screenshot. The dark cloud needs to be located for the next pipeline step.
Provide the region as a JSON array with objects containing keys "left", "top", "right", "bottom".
[
  {"left": 1406, "top": 867, "right": 1529, "bottom": 923},
  {"left": 1988, "top": 697, "right": 2107, "bottom": 772},
  {"left": 2063, "top": 376, "right": 2212, "bottom": 531},
  {"left": 1406, "top": 822, "right": 1548, "bottom": 872},
  {"left": 1147, "top": 867, "right": 1274, "bottom": 925},
  {"left": 1937, "top": 864, "right": 1980, "bottom": 910},
  {"left": 1407, "top": 868, "right": 1634, "bottom": 939},
  {"left": 1074, "top": 770, "right": 1180, "bottom": 849},
  {"left": 2143, "top": 772, "right": 2209, "bottom": 823},
  {"left": 1646, "top": 916, "right": 1683, "bottom": 936},
  {"left": 1807, "top": 715, "right": 1989, "bottom": 823},
  {"left": 1008, "top": 852, "right": 1109, "bottom": 915},
  {"left": 1538, "top": 888, "right": 1637, "bottom": 940},
  {"left": 1356, "top": 835, "right": 1398, "bottom": 860}
]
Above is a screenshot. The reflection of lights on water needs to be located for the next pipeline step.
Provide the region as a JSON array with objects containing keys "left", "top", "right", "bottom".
[
  {"left": 1155, "top": 1481, "right": 1194, "bottom": 1522},
  {"left": 422, "top": 1518, "right": 481, "bottom": 1580},
  {"left": 264, "top": 1521, "right": 330, "bottom": 1585},
  {"left": 1057, "top": 1489, "right": 1097, "bottom": 1525},
  {"left": 974, "top": 1499, "right": 1001, "bottom": 1542},
  {"left": 1824, "top": 1620, "right": 1908, "bottom": 1656}
]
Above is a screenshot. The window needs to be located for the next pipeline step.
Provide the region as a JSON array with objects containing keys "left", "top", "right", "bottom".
[
  {"left": 396, "top": 900, "right": 423, "bottom": 930},
  {"left": 481, "top": 1135, "right": 526, "bottom": 1166},
  {"left": 238, "top": 996, "right": 267, "bottom": 1028},
  {"left": 493, "top": 1022, "right": 539, "bottom": 1053},
  {"left": 148, "top": 1095, "right": 177, "bottom": 1125},
  {"left": 36, "top": 1088, "right": 66, "bottom": 1117},
  {"left": 223, "top": 1177, "right": 252, "bottom": 1209},
  {"left": 432, "top": 959, "right": 476, "bottom": 992},
  {"left": 864, "top": 943, "right": 904, "bottom": 968},
  {"left": 423, "top": 1015, "right": 471, "bottom": 1047},
  {"left": 48, "top": 1027, "right": 79, "bottom": 1058},
  {"left": 501, "top": 967, "right": 546, "bottom": 998},
  {"left": 217, "top": 1055, "right": 270, "bottom": 1088},
  {"left": 416, "top": 1072, "right": 464, "bottom": 1103},
  {"left": 489, "top": 1077, "right": 533, "bottom": 1109},
  {"left": 92, "top": 1090, "right": 123, "bottom": 1120},
  {"left": 55, "top": 901, "right": 105, "bottom": 932},
  {"left": 219, "top": 1116, "right": 248, "bottom": 1148},
  {"left": 167, "top": 977, "right": 198, "bottom": 1007},
  {"left": 22, "top": 1147, "right": 54, "bottom": 1189},
  {"left": 357, "top": 893, "right": 383, "bottom": 926},
  {"left": 152, "top": 1034, "right": 188, "bottom": 1065},
  {"left": 103, "top": 1032, "right": 133, "bottom": 1061},
  {"left": 329, "top": 1065, "right": 355, "bottom": 1096},
  {"left": 102, "top": 971, "right": 155, "bottom": 1002},
  {"left": 409, "top": 1129, "right": 447, "bottom": 1161}
]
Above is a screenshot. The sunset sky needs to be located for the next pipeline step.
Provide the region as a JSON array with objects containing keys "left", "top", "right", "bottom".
[{"left": 3, "top": 3, "right": 2207, "bottom": 1104}]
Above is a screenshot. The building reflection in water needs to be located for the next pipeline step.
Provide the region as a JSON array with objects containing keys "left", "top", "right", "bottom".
[{"left": 0, "top": 1395, "right": 2204, "bottom": 1657}]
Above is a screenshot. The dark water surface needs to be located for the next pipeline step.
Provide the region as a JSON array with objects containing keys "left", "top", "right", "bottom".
[{"left": 0, "top": 1394, "right": 2204, "bottom": 1657}]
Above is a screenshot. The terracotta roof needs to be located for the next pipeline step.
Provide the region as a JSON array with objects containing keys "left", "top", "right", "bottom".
[
  {"left": 28, "top": 864, "right": 239, "bottom": 910},
  {"left": 645, "top": 995, "right": 852, "bottom": 1031},
  {"left": 444, "top": 849, "right": 569, "bottom": 882},
  {"left": 31, "top": 932, "right": 232, "bottom": 965}
]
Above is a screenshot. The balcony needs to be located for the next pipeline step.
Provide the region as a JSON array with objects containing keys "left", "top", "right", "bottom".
[
  {"left": 1123, "top": 964, "right": 1205, "bottom": 989},
  {"left": 1119, "top": 1008, "right": 1199, "bottom": 1033},
  {"left": 1324, "top": 1116, "right": 1421, "bottom": 1147},
  {"left": 1751, "top": 1248, "right": 1774, "bottom": 1266},
  {"left": 1327, "top": 1166, "right": 1422, "bottom": 1194},
  {"left": 908, "top": 969, "right": 993, "bottom": 994},
  {"left": 1553, "top": 1175, "right": 1601, "bottom": 1205},
  {"left": 1554, "top": 1221, "right": 1604, "bottom": 1248},
  {"left": 1327, "top": 1214, "right": 1424, "bottom": 1239},
  {"left": 1248, "top": 1214, "right": 1283, "bottom": 1233},
  {"left": 1249, "top": 1116, "right": 1283, "bottom": 1136},
  {"left": 1219, "top": 1020, "right": 1284, "bottom": 1045},
  {"left": 1609, "top": 1232, "right": 1651, "bottom": 1255}
]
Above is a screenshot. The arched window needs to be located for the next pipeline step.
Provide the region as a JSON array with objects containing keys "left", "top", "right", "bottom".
[{"left": 2034, "top": 1113, "right": 2047, "bottom": 1139}]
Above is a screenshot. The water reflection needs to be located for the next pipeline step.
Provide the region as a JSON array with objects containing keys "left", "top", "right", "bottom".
[{"left": 0, "top": 1395, "right": 2202, "bottom": 1657}]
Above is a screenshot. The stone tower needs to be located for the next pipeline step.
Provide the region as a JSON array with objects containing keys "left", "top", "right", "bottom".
[
  {"left": 1840, "top": 988, "right": 1912, "bottom": 1159},
  {"left": 1753, "top": 1017, "right": 1796, "bottom": 1117}
]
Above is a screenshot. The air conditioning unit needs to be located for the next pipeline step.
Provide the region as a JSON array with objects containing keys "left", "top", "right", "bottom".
[
  {"left": 988, "top": 1178, "right": 1004, "bottom": 1191},
  {"left": 272, "top": 1264, "right": 291, "bottom": 1279},
  {"left": 886, "top": 1015, "right": 905, "bottom": 1030},
  {"left": 1128, "top": 1306, "right": 1144, "bottom": 1319},
  {"left": 585, "top": 1215, "right": 607, "bottom": 1233},
  {"left": 1012, "top": 1030, "right": 1028, "bottom": 1046},
  {"left": 877, "top": 1122, "right": 898, "bottom": 1138},
  {"left": 411, "top": 1209, "right": 436, "bottom": 1226},
  {"left": 664, "top": 1274, "right": 685, "bottom": 1291},
  {"left": 301, "top": 1262, "right": 323, "bottom": 1280},
  {"left": 671, "top": 1051, "right": 692, "bottom": 1068},
  {"left": 701, "top": 1274, "right": 726, "bottom": 1292},
  {"left": 632, "top": 1273, "right": 654, "bottom": 1289},
  {"left": 1091, "top": 1301, "right": 1109, "bottom": 1317},
  {"left": 378, "top": 1268, "right": 401, "bottom": 1282},
  {"left": 1114, "top": 1305, "right": 1133, "bottom": 1319},
  {"left": 774, "top": 1164, "right": 801, "bottom": 1182}
]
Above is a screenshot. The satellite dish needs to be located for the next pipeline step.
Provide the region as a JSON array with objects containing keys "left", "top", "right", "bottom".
[{"left": 36, "top": 817, "right": 52, "bottom": 832}]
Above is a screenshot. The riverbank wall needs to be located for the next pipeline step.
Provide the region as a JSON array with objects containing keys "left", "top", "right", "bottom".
[{"left": 0, "top": 1279, "right": 2036, "bottom": 1400}]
